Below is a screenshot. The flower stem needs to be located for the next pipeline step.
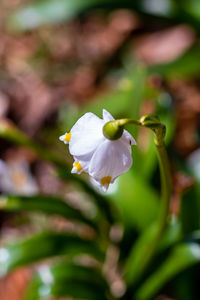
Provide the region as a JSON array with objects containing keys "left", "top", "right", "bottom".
[
  {"left": 156, "top": 143, "right": 171, "bottom": 236},
  {"left": 132, "top": 142, "right": 171, "bottom": 283},
  {"left": 109, "top": 115, "right": 171, "bottom": 282},
  {"left": 136, "top": 116, "right": 171, "bottom": 282}
]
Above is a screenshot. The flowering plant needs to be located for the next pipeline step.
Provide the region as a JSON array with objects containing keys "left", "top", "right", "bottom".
[
  {"left": 0, "top": 0, "right": 200, "bottom": 298},
  {"left": 59, "top": 109, "right": 136, "bottom": 191},
  {"left": 0, "top": 108, "right": 198, "bottom": 300}
]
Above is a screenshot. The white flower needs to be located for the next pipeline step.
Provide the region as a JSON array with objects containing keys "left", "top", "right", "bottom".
[{"left": 59, "top": 109, "right": 136, "bottom": 191}]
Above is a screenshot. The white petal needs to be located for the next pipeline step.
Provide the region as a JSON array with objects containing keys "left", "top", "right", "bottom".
[
  {"left": 102, "top": 109, "right": 114, "bottom": 122},
  {"left": 71, "top": 161, "right": 84, "bottom": 174},
  {"left": 89, "top": 139, "right": 132, "bottom": 185},
  {"left": 73, "top": 152, "right": 93, "bottom": 163},
  {"left": 69, "top": 112, "right": 104, "bottom": 156},
  {"left": 59, "top": 134, "right": 68, "bottom": 144},
  {"left": 90, "top": 176, "right": 119, "bottom": 194},
  {"left": 71, "top": 153, "right": 92, "bottom": 174},
  {"left": 121, "top": 129, "right": 136, "bottom": 146}
]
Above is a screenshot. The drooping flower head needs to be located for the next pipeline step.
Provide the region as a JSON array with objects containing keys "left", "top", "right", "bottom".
[{"left": 59, "top": 109, "right": 136, "bottom": 191}]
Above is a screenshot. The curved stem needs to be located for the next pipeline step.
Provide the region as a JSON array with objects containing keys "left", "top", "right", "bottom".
[
  {"left": 114, "top": 116, "right": 171, "bottom": 283},
  {"left": 156, "top": 144, "right": 171, "bottom": 235},
  {"left": 101, "top": 114, "right": 171, "bottom": 281},
  {"left": 132, "top": 143, "right": 171, "bottom": 283},
  {"left": 118, "top": 118, "right": 171, "bottom": 230},
  {"left": 117, "top": 118, "right": 142, "bottom": 127}
]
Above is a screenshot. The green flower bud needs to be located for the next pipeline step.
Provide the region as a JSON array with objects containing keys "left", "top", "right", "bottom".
[{"left": 103, "top": 121, "right": 124, "bottom": 140}]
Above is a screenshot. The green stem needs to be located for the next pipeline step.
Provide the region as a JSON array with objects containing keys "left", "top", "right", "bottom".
[
  {"left": 104, "top": 115, "right": 171, "bottom": 283},
  {"left": 156, "top": 144, "right": 171, "bottom": 236},
  {"left": 135, "top": 116, "right": 171, "bottom": 282},
  {"left": 117, "top": 119, "right": 142, "bottom": 127},
  {"left": 132, "top": 143, "right": 171, "bottom": 283}
]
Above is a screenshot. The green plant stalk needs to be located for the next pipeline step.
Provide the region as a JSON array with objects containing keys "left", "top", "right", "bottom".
[
  {"left": 104, "top": 115, "right": 171, "bottom": 283},
  {"left": 156, "top": 143, "right": 171, "bottom": 236},
  {"left": 132, "top": 142, "right": 171, "bottom": 284},
  {"left": 134, "top": 117, "right": 171, "bottom": 282}
]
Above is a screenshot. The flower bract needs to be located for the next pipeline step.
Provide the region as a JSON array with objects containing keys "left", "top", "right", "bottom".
[{"left": 59, "top": 109, "right": 136, "bottom": 191}]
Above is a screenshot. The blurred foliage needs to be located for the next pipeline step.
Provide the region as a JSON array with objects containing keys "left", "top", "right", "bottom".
[{"left": 0, "top": 0, "right": 200, "bottom": 300}]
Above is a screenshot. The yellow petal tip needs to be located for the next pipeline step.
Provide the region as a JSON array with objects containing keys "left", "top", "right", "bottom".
[
  {"left": 64, "top": 132, "right": 71, "bottom": 142},
  {"left": 74, "top": 161, "right": 83, "bottom": 173},
  {"left": 101, "top": 176, "right": 112, "bottom": 187}
]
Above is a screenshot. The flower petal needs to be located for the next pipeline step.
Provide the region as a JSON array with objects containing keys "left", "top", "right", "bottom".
[
  {"left": 59, "top": 132, "right": 71, "bottom": 144},
  {"left": 102, "top": 109, "right": 114, "bottom": 122},
  {"left": 121, "top": 129, "right": 137, "bottom": 146},
  {"left": 69, "top": 112, "right": 104, "bottom": 156},
  {"left": 71, "top": 161, "right": 84, "bottom": 174},
  {"left": 89, "top": 139, "right": 132, "bottom": 186},
  {"left": 71, "top": 152, "right": 93, "bottom": 174}
]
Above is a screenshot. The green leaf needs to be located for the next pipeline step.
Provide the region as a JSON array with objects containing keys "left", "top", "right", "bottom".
[
  {"left": 112, "top": 172, "right": 159, "bottom": 232},
  {"left": 0, "top": 119, "right": 68, "bottom": 168},
  {"left": 27, "top": 280, "right": 107, "bottom": 300},
  {"left": 62, "top": 65, "right": 147, "bottom": 131},
  {"left": 182, "top": 0, "right": 200, "bottom": 19},
  {"left": 135, "top": 242, "right": 200, "bottom": 300},
  {"left": 0, "top": 232, "right": 104, "bottom": 276},
  {"left": 124, "top": 223, "right": 157, "bottom": 285},
  {"left": 132, "top": 132, "right": 157, "bottom": 181},
  {"left": 0, "top": 120, "right": 116, "bottom": 224},
  {"left": 158, "top": 216, "right": 182, "bottom": 251},
  {"left": 0, "top": 194, "right": 97, "bottom": 229},
  {"left": 125, "top": 217, "right": 181, "bottom": 285},
  {"left": 25, "top": 260, "right": 109, "bottom": 300}
]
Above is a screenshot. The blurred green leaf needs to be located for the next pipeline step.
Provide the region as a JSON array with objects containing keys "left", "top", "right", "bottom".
[
  {"left": 122, "top": 67, "right": 175, "bottom": 181},
  {"left": 132, "top": 92, "right": 175, "bottom": 179},
  {"left": 0, "top": 194, "right": 97, "bottom": 229},
  {"left": 62, "top": 65, "right": 146, "bottom": 131},
  {"left": 125, "top": 217, "right": 181, "bottom": 286},
  {"left": 112, "top": 172, "right": 159, "bottom": 232},
  {"left": 182, "top": 0, "right": 200, "bottom": 19},
  {"left": 132, "top": 134, "right": 157, "bottom": 181},
  {"left": 25, "top": 260, "right": 109, "bottom": 300},
  {"left": 0, "top": 119, "right": 69, "bottom": 168},
  {"left": 135, "top": 242, "right": 200, "bottom": 300},
  {"left": 124, "top": 224, "right": 157, "bottom": 285},
  {"left": 159, "top": 216, "right": 182, "bottom": 251},
  {"left": 0, "top": 232, "right": 104, "bottom": 276},
  {"left": 0, "top": 119, "right": 116, "bottom": 224}
]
